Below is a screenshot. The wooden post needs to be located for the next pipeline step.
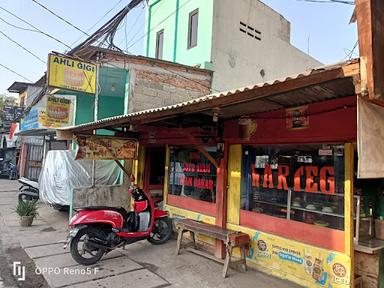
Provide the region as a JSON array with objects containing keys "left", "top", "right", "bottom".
[
  {"left": 356, "top": 0, "right": 384, "bottom": 104},
  {"left": 163, "top": 145, "right": 170, "bottom": 207},
  {"left": 215, "top": 154, "right": 228, "bottom": 259},
  {"left": 344, "top": 143, "right": 355, "bottom": 287},
  {"left": 136, "top": 145, "right": 146, "bottom": 188},
  {"left": 227, "top": 145, "right": 242, "bottom": 225}
]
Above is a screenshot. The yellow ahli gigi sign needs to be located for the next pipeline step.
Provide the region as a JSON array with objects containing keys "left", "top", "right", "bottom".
[{"left": 47, "top": 54, "right": 97, "bottom": 94}]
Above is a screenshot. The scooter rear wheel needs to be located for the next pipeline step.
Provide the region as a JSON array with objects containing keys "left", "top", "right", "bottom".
[
  {"left": 70, "top": 227, "right": 106, "bottom": 265},
  {"left": 148, "top": 217, "right": 172, "bottom": 245}
]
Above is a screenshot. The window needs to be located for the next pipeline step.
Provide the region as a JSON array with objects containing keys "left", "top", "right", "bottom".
[
  {"left": 188, "top": 9, "right": 199, "bottom": 49},
  {"left": 239, "top": 21, "right": 261, "bottom": 41},
  {"left": 169, "top": 146, "right": 217, "bottom": 203},
  {"left": 155, "top": 29, "right": 164, "bottom": 59},
  {"left": 241, "top": 144, "right": 345, "bottom": 230}
]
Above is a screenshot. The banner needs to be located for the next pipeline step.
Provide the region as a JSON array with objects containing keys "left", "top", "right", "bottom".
[
  {"left": 75, "top": 136, "right": 138, "bottom": 160},
  {"left": 47, "top": 53, "right": 97, "bottom": 94},
  {"left": 20, "top": 94, "right": 76, "bottom": 131}
]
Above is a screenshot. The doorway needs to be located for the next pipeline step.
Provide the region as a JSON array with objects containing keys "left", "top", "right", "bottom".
[{"left": 144, "top": 147, "right": 166, "bottom": 203}]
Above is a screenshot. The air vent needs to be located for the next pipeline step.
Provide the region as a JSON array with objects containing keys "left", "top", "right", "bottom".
[{"left": 239, "top": 21, "right": 261, "bottom": 41}]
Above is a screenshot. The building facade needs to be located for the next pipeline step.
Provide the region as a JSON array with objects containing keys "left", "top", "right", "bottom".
[
  {"left": 145, "top": 0, "right": 322, "bottom": 91},
  {"left": 9, "top": 48, "right": 212, "bottom": 180}
]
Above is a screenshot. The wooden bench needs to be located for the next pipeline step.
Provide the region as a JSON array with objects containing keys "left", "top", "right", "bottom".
[{"left": 175, "top": 218, "right": 250, "bottom": 278}]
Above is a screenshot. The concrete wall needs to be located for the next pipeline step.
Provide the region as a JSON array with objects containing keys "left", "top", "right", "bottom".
[
  {"left": 145, "top": 0, "right": 322, "bottom": 93},
  {"left": 211, "top": 0, "right": 322, "bottom": 91},
  {"left": 73, "top": 185, "right": 130, "bottom": 211}
]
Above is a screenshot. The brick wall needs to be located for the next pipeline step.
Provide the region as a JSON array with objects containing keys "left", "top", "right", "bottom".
[
  {"left": 103, "top": 54, "right": 212, "bottom": 113},
  {"left": 129, "top": 65, "right": 211, "bottom": 112}
]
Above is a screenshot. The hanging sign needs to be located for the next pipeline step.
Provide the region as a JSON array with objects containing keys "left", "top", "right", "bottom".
[
  {"left": 43, "top": 95, "right": 76, "bottom": 128},
  {"left": 47, "top": 53, "right": 97, "bottom": 94},
  {"left": 75, "top": 136, "right": 138, "bottom": 160}
]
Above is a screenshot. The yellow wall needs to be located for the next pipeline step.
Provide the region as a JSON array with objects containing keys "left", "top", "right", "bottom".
[{"left": 166, "top": 205, "right": 216, "bottom": 246}]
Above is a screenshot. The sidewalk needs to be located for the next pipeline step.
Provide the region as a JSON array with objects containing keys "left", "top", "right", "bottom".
[{"left": 0, "top": 179, "right": 299, "bottom": 288}]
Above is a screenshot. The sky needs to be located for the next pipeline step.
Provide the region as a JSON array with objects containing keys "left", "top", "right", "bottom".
[{"left": 0, "top": 0, "right": 357, "bottom": 96}]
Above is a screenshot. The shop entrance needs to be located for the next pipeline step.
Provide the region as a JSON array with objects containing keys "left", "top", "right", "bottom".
[{"left": 144, "top": 147, "right": 166, "bottom": 203}]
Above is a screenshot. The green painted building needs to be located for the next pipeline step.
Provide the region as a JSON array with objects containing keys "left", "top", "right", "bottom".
[{"left": 145, "top": 0, "right": 214, "bottom": 70}]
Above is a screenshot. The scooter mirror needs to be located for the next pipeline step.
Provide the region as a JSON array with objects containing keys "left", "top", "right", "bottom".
[{"left": 131, "top": 174, "right": 136, "bottom": 184}]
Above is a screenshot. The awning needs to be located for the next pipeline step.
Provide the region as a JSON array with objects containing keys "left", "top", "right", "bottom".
[{"left": 57, "top": 59, "right": 360, "bottom": 136}]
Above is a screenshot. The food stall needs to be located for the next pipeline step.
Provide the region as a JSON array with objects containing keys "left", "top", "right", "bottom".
[
  {"left": 57, "top": 59, "right": 374, "bottom": 287},
  {"left": 59, "top": 52, "right": 384, "bottom": 288}
]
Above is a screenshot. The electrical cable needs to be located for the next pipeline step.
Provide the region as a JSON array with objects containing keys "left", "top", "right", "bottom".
[
  {"left": 70, "top": 0, "right": 125, "bottom": 48},
  {"left": 347, "top": 40, "right": 358, "bottom": 60},
  {"left": 69, "top": 0, "right": 144, "bottom": 55},
  {"left": 0, "top": 15, "right": 39, "bottom": 33},
  {"left": 30, "top": 0, "right": 89, "bottom": 36},
  {"left": 0, "top": 5, "right": 72, "bottom": 49},
  {"left": 245, "top": 103, "right": 356, "bottom": 120},
  {"left": 296, "top": 0, "right": 354, "bottom": 4},
  {"left": 0, "top": 63, "right": 33, "bottom": 82},
  {"left": 116, "top": 4, "right": 146, "bottom": 49},
  {"left": 126, "top": 0, "right": 193, "bottom": 51},
  {"left": 0, "top": 29, "right": 46, "bottom": 64}
]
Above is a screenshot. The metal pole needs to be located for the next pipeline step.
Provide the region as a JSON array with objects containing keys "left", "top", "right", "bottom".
[
  {"left": 287, "top": 188, "right": 292, "bottom": 220},
  {"left": 91, "top": 53, "right": 100, "bottom": 187}
]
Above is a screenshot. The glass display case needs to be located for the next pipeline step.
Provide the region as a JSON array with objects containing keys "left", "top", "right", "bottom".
[{"left": 241, "top": 144, "right": 346, "bottom": 230}]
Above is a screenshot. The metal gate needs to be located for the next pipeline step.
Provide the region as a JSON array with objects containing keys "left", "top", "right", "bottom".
[{"left": 25, "top": 143, "right": 44, "bottom": 180}]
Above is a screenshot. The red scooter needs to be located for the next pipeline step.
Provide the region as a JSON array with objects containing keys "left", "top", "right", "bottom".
[{"left": 64, "top": 183, "right": 172, "bottom": 265}]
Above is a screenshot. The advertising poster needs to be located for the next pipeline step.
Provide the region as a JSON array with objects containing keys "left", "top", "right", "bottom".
[
  {"left": 47, "top": 53, "right": 97, "bottom": 94},
  {"left": 20, "top": 107, "right": 41, "bottom": 131},
  {"left": 43, "top": 95, "right": 75, "bottom": 128},
  {"left": 19, "top": 94, "right": 76, "bottom": 132},
  {"left": 75, "top": 136, "right": 138, "bottom": 160},
  {"left": 245, "top": 230, "right": 350, "bottom": 287}
]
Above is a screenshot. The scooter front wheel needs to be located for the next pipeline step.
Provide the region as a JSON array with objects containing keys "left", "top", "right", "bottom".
[
  {"left": 148, "top": 217, "right": 172, "bottom": 245},
  {"left": 70, "top": 227, "right": 106, "bottom": 265}
]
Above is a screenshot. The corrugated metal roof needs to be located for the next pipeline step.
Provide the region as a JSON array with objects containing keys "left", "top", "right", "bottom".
[{"left": 59, "top": 59, "right": 360, "bottom": 133}]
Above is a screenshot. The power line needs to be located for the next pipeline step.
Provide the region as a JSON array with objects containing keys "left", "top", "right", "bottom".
[
  {"left": 115, "top": 0, "right": 217, "bottom": 93},
  {"left": 116, "top": 4, "right": 145, "bottom": 49},
  {"left": 0, "top": 63, "right": 33, "bottom": 82},
  {"left": 345, "top": 40, "right": 358, "bottom": 60},
  {"left": 0, "top": 29, "right": 46, "bottom": 64},
  {"left": 0, "top": 5, "right": 72, "bottom": 49},
  {"left": 296, "top": 0, "right": 355, "bottom": 5},
  {"left": 126, "top": 0, "right": 194, "bottom": 51},
  {"left": 30, "top": 0, "right": 89, "bottom": 36},
  {"left": 0, "top": 15, "right": 39, "bottom": 33}
]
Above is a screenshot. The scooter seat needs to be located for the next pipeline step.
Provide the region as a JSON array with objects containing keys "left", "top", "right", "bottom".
[{"left": 79, "top": 206, "right": 129, "bottom": 220}]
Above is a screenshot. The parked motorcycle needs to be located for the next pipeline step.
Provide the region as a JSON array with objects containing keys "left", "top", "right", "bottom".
[
  {"left": 64, "top": 184, "right": 172, "bottom": 266},
  {"left": 18, "top": 177, "right": 39, "bottom": 202}
]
